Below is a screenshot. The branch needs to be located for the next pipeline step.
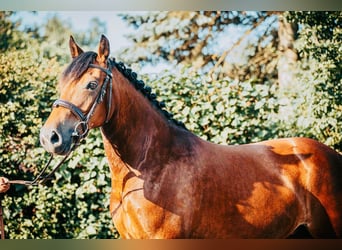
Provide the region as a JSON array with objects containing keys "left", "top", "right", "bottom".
[{"left": 209, "top": 15, "right": 269, "bottom": 80}]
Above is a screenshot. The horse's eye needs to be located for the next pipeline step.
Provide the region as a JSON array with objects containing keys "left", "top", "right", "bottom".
[{"left": 86, "top": 81, "right": 98, "bottom": 90}]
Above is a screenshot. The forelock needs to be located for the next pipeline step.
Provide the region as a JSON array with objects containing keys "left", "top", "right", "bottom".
[{"left": 61, "top": 51, "right": 97, "bottom": 83}]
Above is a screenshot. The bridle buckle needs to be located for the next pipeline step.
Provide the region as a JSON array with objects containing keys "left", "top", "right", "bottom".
[{"left": 72, "top": 121, "right": 89, "bottom": 140}]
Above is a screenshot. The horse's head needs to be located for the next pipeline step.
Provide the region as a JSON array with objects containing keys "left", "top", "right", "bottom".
[{"left": 40, "top": 35, "right": 113, "bottom": 155}]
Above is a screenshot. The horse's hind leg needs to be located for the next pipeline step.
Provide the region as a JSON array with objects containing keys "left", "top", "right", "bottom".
[
  {"left": 306, "top": 196, "right": 339, "bottom": 238},
  {"left": 305, "top": 141, "right": 342, "bottom": 238},
  {"left": 306, "top": 175, "right": 342, "bottom": 238}
]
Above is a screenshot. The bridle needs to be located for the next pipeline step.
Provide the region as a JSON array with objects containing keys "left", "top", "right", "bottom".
[
  {"left": 0, "top": 61, "right": 113, "bottom": 239},
  {"left": 53, "top": 62, "right": 113, "bottom": 142}
]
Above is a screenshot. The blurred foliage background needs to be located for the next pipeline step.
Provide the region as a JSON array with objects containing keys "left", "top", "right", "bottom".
[{"left": 0, "top": 11, "right": 341, "bottom": 239}]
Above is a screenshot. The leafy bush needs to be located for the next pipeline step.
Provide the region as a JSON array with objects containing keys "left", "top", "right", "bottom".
[
  {"left": 0, "top": 47, "right": 59, "bottom": 180},
  {"left": 285, "top": 11, "right": 342, "bottom": 150},
  {"left": 144, "top": 68, "right": 281, "bottom": 145}
]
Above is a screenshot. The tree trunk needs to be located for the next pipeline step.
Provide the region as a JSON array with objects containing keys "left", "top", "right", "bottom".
[
  {"left": 277, "top": 14, "right": 298, "bottom": 119},
  {"left": 277, "top": 14, "right": 298, "bottom": 88}
]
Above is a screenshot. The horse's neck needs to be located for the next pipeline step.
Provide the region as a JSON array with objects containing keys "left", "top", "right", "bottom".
[{"left": 100, "top": 67, "right": 184, "bottom": 173}]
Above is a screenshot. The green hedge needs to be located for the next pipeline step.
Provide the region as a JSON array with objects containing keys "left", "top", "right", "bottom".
[{"left": 144, "top": 69, "right": 281, "bottom": 145}]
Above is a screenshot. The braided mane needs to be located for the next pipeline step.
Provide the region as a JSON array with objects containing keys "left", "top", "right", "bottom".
[{"left": 111, "top": 58, "right": 187, "bottom": 130}]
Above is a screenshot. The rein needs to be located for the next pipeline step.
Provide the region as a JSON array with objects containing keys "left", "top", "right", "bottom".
[{"left": 0, "top": 61, "right": 113, "bottom": 239}]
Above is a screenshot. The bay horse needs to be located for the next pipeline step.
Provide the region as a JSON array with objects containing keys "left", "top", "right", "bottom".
[{"left": 39, "top": 35, "right": 342, "bottom": 238}]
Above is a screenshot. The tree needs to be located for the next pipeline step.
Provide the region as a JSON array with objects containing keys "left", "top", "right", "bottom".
[
  {"left": 76, "top": 17, "right": 107, "bottom": 48},
  {"left": 0, "top": 11, "right": 37, "bottom": 53},
  {"left": 39, "top": 14, "right": 107, "bottom": 64},
  {"left": 283, "top": 11, "right": 341, "bottom": 150},
  {"left": 117, "top": 11, "right": 297, "bottom": 85}
]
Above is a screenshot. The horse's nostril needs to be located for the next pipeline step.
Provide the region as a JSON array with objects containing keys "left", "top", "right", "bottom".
[
  {"left": 40, "top": 127, "right": 68, "bottom": 154},
  {"left": 51, "top": 130, "right": 60, "bottom": 144}
]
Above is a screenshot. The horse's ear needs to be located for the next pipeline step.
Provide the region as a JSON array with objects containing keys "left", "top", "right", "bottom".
[
  {"left": 69, "top": 35, "right": 84, "bottom": 59},
  {"left": 97, "top": 34, "right": 110, "bottom": 64}
]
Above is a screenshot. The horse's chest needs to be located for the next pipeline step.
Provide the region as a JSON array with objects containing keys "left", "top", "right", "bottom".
[
  {"left": 110, "top": 187, "right": 184, "bottom": 239},
  {"left": 109, "top": 165, "right": 221, "bottom": 238}
]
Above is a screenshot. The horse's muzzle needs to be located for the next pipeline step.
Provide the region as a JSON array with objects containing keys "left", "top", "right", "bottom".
[{"left": 40, "top": 126, "right": 72, "bottom": 155}]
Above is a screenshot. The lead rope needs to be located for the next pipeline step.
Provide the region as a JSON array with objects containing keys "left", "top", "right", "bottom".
[{"left": 0, "top": 137, "right": 82, "bottom": 240}]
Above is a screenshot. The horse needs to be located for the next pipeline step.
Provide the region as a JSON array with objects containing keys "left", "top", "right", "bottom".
[{"left": 39, "top": 35, "right": 342, "bottom": 239}]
